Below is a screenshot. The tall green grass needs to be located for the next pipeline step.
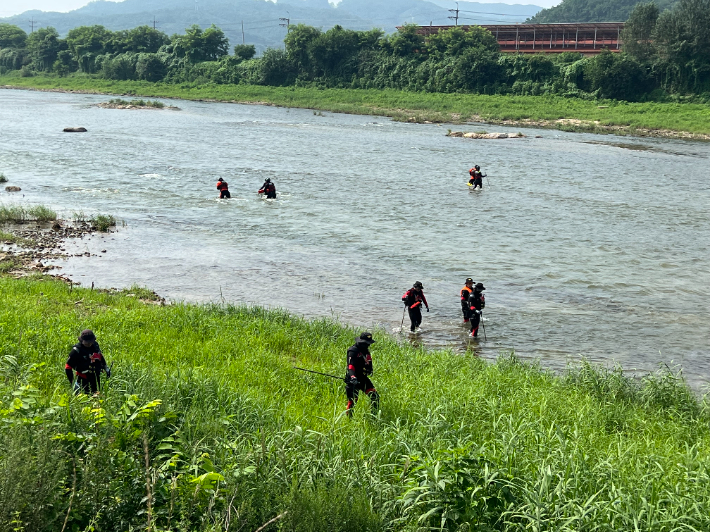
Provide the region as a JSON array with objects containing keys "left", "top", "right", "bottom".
[
  {"left": 0, "top": 205, "right": 57, "bottom": 223},
  {"left": 3, "top": 75, "right": 710, "bottom": 135},
  {"left": 0, "top": 275, "right": 708, "bottom": 531}
]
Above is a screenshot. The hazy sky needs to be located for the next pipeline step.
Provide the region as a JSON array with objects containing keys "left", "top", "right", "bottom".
[{"left": 1, "top": 0, "right": 561, "bottom": 19}]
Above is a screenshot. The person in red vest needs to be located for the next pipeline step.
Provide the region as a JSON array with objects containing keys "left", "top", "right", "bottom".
[
  {"left": 402, "top": 281, "right": 429, "bottom": 333},
  {"left": 460, "top": 277, "right": 474, "bottom": 323},
  {"left": 469, "top": 165, "right": 483, "bottom": 189},
  {"left": 65, "top": 329, "right": 107, "bottom": 394},
  {"left": 217, "top": 178, "right": 230, "bottom": 199},
  {"left": 259, "top": 178, "right": 276, "bottom": 199}
]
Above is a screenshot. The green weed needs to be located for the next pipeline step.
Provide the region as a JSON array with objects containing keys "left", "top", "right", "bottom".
[
  {"left": 0, "top": 276, "right": 707, "bottom": 531},
  {"left": 0, "top": 174, "right": 7, "bottom": 184},
  {"left": 90, "top": 214, "right": 116, "bottom": 232},
  {"left": 0, "top": 205, "right": 56, "bottom": 224}
]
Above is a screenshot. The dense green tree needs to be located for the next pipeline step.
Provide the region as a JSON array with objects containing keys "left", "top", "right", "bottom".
[
  {"left": 171, "top": 25, "right": 229, "bottom": 63},
  {"left": 427, "top": 26, "right": 498, "bottom": 59},
  {"left": 136, "top": 53, "right": 167, "bottom": 81},
  {"left": 26, "top": 27, "right": 63, "bottom": 71},
  {"left": 284, "top": 24, "right": 322, "bottom": 73},
  {"left": 653, "top": 0, "right": 710, "bottom": 91},
  {"left": 386, "top": 24, "right": 426, "bottom": 58},
  {"left": 0, "top": 24, "right": 27, "bottom": 49},
  {"left": 53, "top": 49, "right": 78, "bottom": 76},
  {"left": 622, "top": 3, "right": 660, "bottom": 62},
  {"left": 529, "top": 0, "right": 677, "bottom": 23},
  {"left": 65, "top": 25, "right": 113, "bottom": 72},
  {"left": 308, "top": 25, "right": 361, "bottom": 78},
  {"left": 233, "top": 44, "right": 256, "bottom": 61},
  {"left": 258, "top": 48, "right": 296, "bottom": 85},
  {"left": 584, "top": 49, "right": 649, "bottom": 99}
]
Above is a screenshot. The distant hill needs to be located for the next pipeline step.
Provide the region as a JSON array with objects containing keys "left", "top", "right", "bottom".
[
  {"left": 0, "top": 0, "right": 542, "bottom": 52},
  {"left": 527, "top": 0, "right": 678, "bottom": 23}
]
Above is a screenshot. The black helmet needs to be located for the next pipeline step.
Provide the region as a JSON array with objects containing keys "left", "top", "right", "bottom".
[
  {"left": 413, "top": 281, "right": 423, "bottom": 289},
  {"left": 79, "top": 329, "right": 96, "bottom": 342},
  {"left": 358, "top": 332, "right": 375, "bottom": 345},
  {"left": 475, "top": 165, "right": 480, "bottom": 170},
  {"left": 265, "top": 178, "right": 271, "bottom": 183}
]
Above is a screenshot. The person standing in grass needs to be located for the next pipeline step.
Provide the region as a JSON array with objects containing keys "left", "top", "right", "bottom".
[
  {"left": 346, "top": 332, "right": 379, "bottom": 417},
  {"left": 468, "top": 283, "right": 486, "bottom": 338},
  {"left": 216, "top": 178, "right": 231, "bottom": 199},
  {"left": 460, "top": 277, "right": 474, "bottom": 323},
  {"left": 65, "top": 329, "right": 107, "bottom": 394},
  {"left": 402, "top": 281, "right": 429, "bottom": 333}
]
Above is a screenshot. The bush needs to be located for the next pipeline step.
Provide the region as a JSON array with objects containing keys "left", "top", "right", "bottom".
[{"left": 0, "top": 174, "right": 7, "bottom": 184}]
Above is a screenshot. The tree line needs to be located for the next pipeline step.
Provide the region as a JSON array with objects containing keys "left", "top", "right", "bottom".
[{"left": 0, "top": 0, "right": 708, "bottom": 102}]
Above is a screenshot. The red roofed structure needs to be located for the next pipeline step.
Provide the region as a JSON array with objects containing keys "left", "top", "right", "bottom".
[{"left": 405, "top": 23, "right": 625, "bottom": 55}]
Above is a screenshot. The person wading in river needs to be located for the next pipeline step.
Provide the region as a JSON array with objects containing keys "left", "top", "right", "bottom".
[
  {"left": 468, "top": 283, "right": 486, "bottom": 337},
  {"left": 259, "top": 178, "right": 276, "bottom": 199},
  {"left": 65, "top": 329, "right": 108, "bottom": 394},
  {"left": 469, "top": 165, "right": 484, "bottom": 189},
  {"left": 402, "top": 281, "right": 429, "bottom": 333},
  {"left": 461, "top": 277, "right": 474, "bottom": 323},
  {"left": 345, "top": 332, "right": 379, "bottom": 417},
  {"left": 217, "top": 178, "right": 231, "bottom": 199}
]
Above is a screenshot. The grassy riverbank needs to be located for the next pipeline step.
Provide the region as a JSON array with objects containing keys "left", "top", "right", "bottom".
[
  {"left": 1, "top": 274, "right": 708, "bottom": 531},
  {"left": 3, "top": 74, "right": 710, "bottom": 138}
]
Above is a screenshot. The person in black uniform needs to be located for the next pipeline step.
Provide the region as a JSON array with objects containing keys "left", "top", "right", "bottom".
[
  {"left": 402, "top": 281, "right": 429, "bottom": 333},
  {"left": 468, "top": 283, "right": 486, "bottom": 337},
  {"left": 460, "top": 277, "right": 474, "bottom": 323},
  {"left": 65, "top": 329, "right": 107, "bottom": 394},
  {"left": 469, "top": 165, "right": 484, "bottom": 189},
  {"left": 259, "top": 178, "right": 277, "bottom": 199},
  {"left": 345, "top": 332, "right": 380, "bottom": 417}
]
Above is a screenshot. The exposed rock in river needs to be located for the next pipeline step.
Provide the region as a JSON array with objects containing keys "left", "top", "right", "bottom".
[
  {"left": 5, "top": 186, "right": 21, "bottom": 192},
  {"left": 447, "top": 131, "right": 526, "bottom": 139},
  {"left": 63, "top": 127, "right": 87, "bottom": 133}
]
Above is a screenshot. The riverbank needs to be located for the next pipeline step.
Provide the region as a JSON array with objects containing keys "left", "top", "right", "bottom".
[
  {"left": 1, "top": 270, "right": 709, "bottom": 531},
  {"left": 3, "top": 75, "right": 710, "bottom": 139}
]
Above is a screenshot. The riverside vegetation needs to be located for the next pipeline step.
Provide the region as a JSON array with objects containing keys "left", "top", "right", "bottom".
[
  {"left": 0, "top": 274, "right": 708, "bottom": 531},
  {"left": 1, "top": 0, "right": 710, "bottom": 136}
]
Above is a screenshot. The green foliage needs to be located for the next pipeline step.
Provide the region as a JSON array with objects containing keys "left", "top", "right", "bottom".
[
  {"left": 0, "top": 24, "right": 27, "bottom": 49},
  {"left": 65, "top": 25, "right": 113, "bottom": 73},
  {"left": 52, "top": 49, "right": 78, "bottom": 77},
  {"left": 233, "top": 44, "right": 256, "bottom": 61},
  {"left": 622, "top": 2, "right": 661, "bottom": 62},
  {"left": 0, "top": 174, "right": 6, "bottom": 183},
  {"left": 0, "top": 205, "right": 57, "bottom": 223},
  {"left": 90, "top": 214, "right": 117, "bottom": 232},
  {"left": 170, "top": 24, "right": 229, "bottom": 63},
  {"left": 386, "top": 23, "right": 426, "bottom": 58},
  {"left": 0, "top": 276, "right": 709, "bottom": 530},
  {"left": 26, "top": 27, "right": 63, "bottom": 72},
  {"left": 529, "top": 0, "right": 678, "bottom": 23}
]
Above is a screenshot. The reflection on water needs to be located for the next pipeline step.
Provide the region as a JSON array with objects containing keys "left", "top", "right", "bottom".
[{"left": 1, "top": 89, "right": 709, "bottom": 389}]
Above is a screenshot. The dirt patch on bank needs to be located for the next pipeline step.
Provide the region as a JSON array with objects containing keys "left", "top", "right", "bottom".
[{"left": 0, "top": 220, "right": 165, "bottom": 304}]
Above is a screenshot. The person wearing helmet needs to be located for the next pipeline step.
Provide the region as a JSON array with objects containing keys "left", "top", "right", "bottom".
[
  {"left": 258, "top": 178, "right": 276, "bottom": 199},
  {"left": 469, "top": 165, "right": 483, "bottom": 189},
  {"left": 467, "top": 283, "right": 486, "bottom": 337},
  {"left": 216, "top": 178, "right": 231, "bottom": 199},
  {"left": 345, "top": 332, "right": 380, "bottom": 417},
  {"left": 460, "top": 278, "right": 474, "bottom": 323},
  {"left": 402, "top": 281, "right": 429, "bottom": 333},
  {"left": 65, "top": 329, "right": 107, "bottom": 394}
]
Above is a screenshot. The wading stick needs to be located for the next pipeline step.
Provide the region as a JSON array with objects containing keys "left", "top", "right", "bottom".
[
  {"left": 400, "top": 305, "right": 407, "bottom": 333},
  {"left": 294, "top": 367, "right": 345, "bottom": 381},
  {"left": 480, "top": 313, "right": 487, "bottom": 341}
]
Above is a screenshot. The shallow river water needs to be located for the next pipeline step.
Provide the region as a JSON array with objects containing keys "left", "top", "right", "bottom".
[{"left": 1, "top": 89, "right": 708, "bottom": 387}]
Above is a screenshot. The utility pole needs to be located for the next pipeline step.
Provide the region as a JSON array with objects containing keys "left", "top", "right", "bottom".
[
  {"left": 448, "top": 2, "right": 459, "bottom": 26},
  {"left": 279, "top": 17, "right": 290, "bottom": 30},
  {"left": 242, "top": 20, "right": 245, "bottom": 44},
  {"left": 152, "top": 17, "right": 159, "bottom": 30},
  {"left": 29, "top": 18, "right": 36, "bottom": 33}
]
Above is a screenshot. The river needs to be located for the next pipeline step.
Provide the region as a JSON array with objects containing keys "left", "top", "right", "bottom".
[{"left": 1, "top": 89, "right": 708, "bottom": 387}]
